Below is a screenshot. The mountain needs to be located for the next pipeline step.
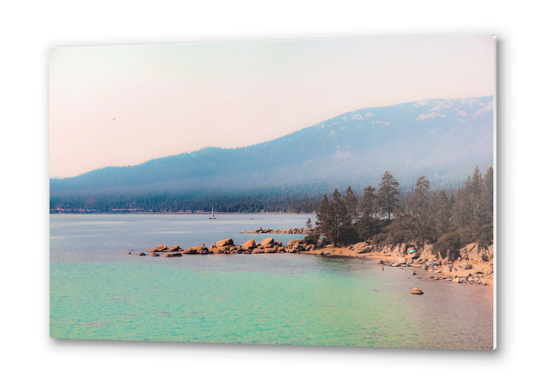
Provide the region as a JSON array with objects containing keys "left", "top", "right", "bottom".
[{"left": 50, "top": 96, "right": 494, "bottom": 212}]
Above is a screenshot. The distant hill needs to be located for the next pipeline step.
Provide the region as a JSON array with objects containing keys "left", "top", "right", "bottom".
[{"left": 50, "top": 96, "right": 493, "bottom": 212}]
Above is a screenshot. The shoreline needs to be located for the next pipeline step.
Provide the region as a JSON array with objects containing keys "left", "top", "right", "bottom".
[
  {"left": 302, "top": 246, "right": 494, "bottom": 288},
  {"left": 134, "top": 237, "right": 494, "bottom": 290}
]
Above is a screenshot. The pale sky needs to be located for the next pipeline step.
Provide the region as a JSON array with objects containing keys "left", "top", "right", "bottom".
[{"left": 49, "top": 35, "right": 494, "bottom": 178}]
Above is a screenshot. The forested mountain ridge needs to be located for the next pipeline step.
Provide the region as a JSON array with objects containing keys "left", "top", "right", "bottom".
[{"left": 50, "top": 96, "right": 493, "bottom": 212}]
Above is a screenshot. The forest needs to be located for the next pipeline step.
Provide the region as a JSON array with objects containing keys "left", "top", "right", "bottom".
[{"left": 306, "top": 166, "right": 494, "bottom": 258}]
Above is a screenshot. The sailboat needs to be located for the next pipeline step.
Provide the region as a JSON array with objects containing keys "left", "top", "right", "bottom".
[{"left": 209, "top": 206, "right": 216, "bottom": 219}]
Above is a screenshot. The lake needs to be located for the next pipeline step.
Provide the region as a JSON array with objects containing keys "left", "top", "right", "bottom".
[{"left": 50, "top": 214, "right": 493, "bottom": 349}]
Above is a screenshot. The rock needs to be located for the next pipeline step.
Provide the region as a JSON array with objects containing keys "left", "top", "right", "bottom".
[
  {"left": 216, "top": 238, "right": 234, "bottom": 247},
  {"left": 165, "top": 245, "right": 180, "bottom": 252},
  {"left": 155, "top": 244, "right": 168, "bottom": 252},
  {"left": 358, "top": 245, "right": 374, "bottom": 254},
  {"left": 288, "top": 239, "right": 299, "bottom": 246},
  {"left": 464, "top": 263, "right": 473, "bottom": 270},
  {"left": 261, "top": 237, "right": 274, "bottom": 246},
  {"left": 125, "top": 252, "right": 131, "bottom": 255},
  {"left": 162, "top": 252, "right": 182, "bottom": 257},
  {"left": 137, "top": 252, "right": 146, "bottom": 256},
  {"left": 149, "top": 252, "right": 159, "bottom": 257},
  {"left": 397, "top": 257, "right": 407, "bottom": 264},
  {"left": 411, "top": 271, "right": 417, "bottom": 275},
  {"left": 194, "top": 246, "right": 209, "bottom": 254},
  {"left": 410, "top": 287, "right": 424, "bottom": 295},
  {"left": 376, "top": 260, "right": 384, "bottom": 264},
  {"left": 242, "top": 239, "right": 256, "bottom": 250}
]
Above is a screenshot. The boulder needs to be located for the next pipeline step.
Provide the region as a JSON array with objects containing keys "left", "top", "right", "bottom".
[
  {"left": 194, "top": 246, "right": 209, "bottom": 255},
  {"left": 149, "top": 252, "right": 159, "bottom": 257},
  {"left": 410, "top": 287, "right": 424, "bottom": 295},
  {"left": 137, "top": 252, "right": 146, "bottom": 256},
  {"left": 216, "top": 238, "right": 234, "bottom": 247},
  {"left": 411, "top": 271, "right": 417, "bottom": 275},
  {"left": 261, "top": 237, "right": 274, "bottom": 246},
  {"left": 288, "top": 239, "right": 299, "bottom": 246},
  {"left": 165, "top": 245, "right": 180, "bottom": 252},
  {"left": 358, "top": 245, "right": 374, "bottom": 254},
  {"left": 242, "top": 239, "right": 256, "bottom": 250},
  {"left": 156, "top": 244, "right": 168, "bottom": 252},
  {"left": 125, "top": 252, "right": 131, "bottom": 255},
  {"left": 397, "top": 257, "right": 407, "bottom": 264}
]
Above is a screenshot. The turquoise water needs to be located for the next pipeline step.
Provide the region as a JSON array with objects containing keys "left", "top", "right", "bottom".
[{"left": 50, "top": 214, "right": 493, "bottom": 349}]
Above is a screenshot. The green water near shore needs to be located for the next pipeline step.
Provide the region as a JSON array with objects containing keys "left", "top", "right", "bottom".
[{"left": 50, "top": 214, "right": 493, "bottom": 349}]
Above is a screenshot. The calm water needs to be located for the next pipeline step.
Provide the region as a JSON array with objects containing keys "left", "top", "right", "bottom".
[{"left": 50, "top": 214, "right": 493, "bottom": 349}]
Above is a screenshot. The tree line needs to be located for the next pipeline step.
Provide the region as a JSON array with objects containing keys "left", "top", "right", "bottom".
[{"left": 309, "top": 166, "right": 494, "bottom": 258}]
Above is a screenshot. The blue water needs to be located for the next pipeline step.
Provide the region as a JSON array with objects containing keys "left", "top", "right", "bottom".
[{"left": 50, "top": 214, "right": 493, "bottom": 349}]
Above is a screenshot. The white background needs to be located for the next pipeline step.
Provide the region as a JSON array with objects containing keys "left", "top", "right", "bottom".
[{"left": 0, "top": 0, "right": 538, "bottom": 383}]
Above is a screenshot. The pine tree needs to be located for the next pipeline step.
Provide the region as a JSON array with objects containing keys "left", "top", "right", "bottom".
[
  {"left": 329, "top": 189, "right": 348, "bottom": 246},
  {"left": 431, "top": 190, "right": 451, "bottom": 238},
  {"left": 343, "top": 186, "right": 359, "bottom": 225},
  {"left": 479, "top": 166, "right": 494, "bottom": 250},
  {"left": 315, "top": 195, "right": 331, "bottom": 243},
  {"left": 360, "top": 185, "right": 377, "bottom": 218},
  {"left": 306, "top": 217, "right": 313, "bottom": 230},
  {"left": 411, "top": 175, "right": 430, "bottom": 215},
  {"left": 377, "top": 171, "right": 400, "bottom": 220}
]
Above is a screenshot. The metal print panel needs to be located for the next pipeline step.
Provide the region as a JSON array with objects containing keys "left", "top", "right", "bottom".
[{"left": 50, "top": 35, "right": 495, "bottom": 349}]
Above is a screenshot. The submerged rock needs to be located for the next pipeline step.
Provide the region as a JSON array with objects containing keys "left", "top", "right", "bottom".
[
  {"left": 162, "top": 252, "right": 182, "bottom": 257},
  {"left": 137, "top": 252, "right": 146, "bottom": 256}
]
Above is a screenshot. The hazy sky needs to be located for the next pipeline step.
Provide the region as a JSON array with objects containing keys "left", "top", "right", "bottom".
[{"left": 49, "top": 35, "right": 494, "bottom": 178}]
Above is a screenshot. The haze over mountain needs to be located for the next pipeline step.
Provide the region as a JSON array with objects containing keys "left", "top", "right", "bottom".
[{"left": 50, "top": 96, "right": 493, "bottom": 212}]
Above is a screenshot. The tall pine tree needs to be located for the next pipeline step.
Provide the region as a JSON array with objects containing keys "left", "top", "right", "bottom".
[
  {"left": 377, "top": 171, "right": 400, "bottom": 220},
  {"left": 411, "top": 175, "right": 430, "bottom": 215},
  {"left": 360, "top": 185, "right": 377, "bottom": 218}
]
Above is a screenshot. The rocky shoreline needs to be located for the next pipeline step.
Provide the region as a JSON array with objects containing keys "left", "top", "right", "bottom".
[
  {"left": 241, "top": 227, "right": 309, "bottom": 234},
  {"left": 125, "top": 234, "right": 494, "bottom": 288},
  {"left": 317, "top": 242, "right": 494, "bottom": 288}
]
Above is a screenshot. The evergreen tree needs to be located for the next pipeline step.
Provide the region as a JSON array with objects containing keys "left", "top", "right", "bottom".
[
  {"left": 329, "top": 189, "right": 348, "bottom": 246},
  {"left": 411, "top": 175, "right": 430, "bottom": 215},
  {"left": 377, "top": 171, "right": 400, "bottom": 220},
  {"left": 478, "top": 166, "right": 494, "bottom": 250},
  {"left": 431, "top": 190, "right": 451, "bottom": 238},
  {"left": 343, "top": 186, "right": 359, "bottom": 225},
  {"left": 315, "top": 195, "right": 332, "bottom": 243},
  {"left": 306, "top": 217, "right": 313, "bottom": 230},
  {"left": 360, "top": 185, "right": 377, "bottom": 218}
]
